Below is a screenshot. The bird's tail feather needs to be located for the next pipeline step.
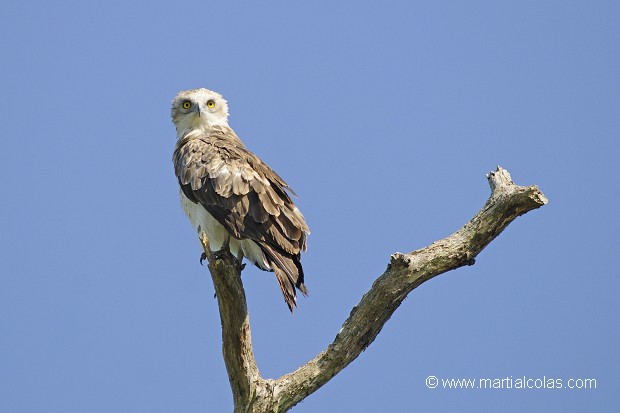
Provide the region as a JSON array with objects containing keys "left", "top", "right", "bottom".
[{"left": 261, "top": 245, "right": 307, "bottom": 312}]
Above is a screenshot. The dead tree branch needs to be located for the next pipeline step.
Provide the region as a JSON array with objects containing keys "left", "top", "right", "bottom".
[{"left": 202, "top": 166, "right": 548, "bottom": 412}]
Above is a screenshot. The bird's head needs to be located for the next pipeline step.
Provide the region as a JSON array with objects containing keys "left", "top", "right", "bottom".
[{"left": 171, "top": 88, "right": 230, "bottom": 136}]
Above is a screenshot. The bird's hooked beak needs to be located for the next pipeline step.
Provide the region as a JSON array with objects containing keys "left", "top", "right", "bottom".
[{"left": 194, "top": 103, "right": 201, "bottom": 117}]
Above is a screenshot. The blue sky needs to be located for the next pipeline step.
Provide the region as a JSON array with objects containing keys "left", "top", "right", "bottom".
[{"left": 1, "top": 1, "right": 618, "bottom": 412}]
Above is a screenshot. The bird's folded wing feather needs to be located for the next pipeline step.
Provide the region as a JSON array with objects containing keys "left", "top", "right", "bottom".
[{"left": 172, "top": 127, "right": 308, "bottom": 255}]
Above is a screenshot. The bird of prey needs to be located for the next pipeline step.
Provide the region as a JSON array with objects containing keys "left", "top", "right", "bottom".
[{"left": 171, "top": 88, "right": 309, "bottom": 311}]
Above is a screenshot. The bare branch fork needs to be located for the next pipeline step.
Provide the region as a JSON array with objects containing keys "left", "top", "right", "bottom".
[{"left": 201, "top": 166, "right": 548, "bottom": 412}]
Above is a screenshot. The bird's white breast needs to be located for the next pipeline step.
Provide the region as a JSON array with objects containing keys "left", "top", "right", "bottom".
[
  {"left": 179, "top": 190, "right": 270, "bottom": 270},
  {"left": 180, "top": 190, "right": 228, "bottom": 250}
]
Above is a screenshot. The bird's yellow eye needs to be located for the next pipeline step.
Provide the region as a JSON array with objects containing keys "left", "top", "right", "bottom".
[
  {"left": 182, "top": 101, "right": 191, "bottom": 109},
  {"left": 207, "top": 100, "right": 215, "bottom": 108}
]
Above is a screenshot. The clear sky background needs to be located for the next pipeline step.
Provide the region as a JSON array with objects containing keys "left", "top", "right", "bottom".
[{"left": 1, "top": 1, "right": 618, "bottom": 412}]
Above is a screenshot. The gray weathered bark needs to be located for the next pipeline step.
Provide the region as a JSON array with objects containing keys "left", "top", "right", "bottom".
[{"left": 201, "top": 166, "right": 548, "bottom": 412}]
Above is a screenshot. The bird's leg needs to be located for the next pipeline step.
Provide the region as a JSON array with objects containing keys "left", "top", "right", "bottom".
[
  {"left": 211, "top": 235, "right": 231, "bottom": 261},
  {"left": 210, "top": 236, "right": 245, "bottom": 271},
  {"left": 236, "top": 250, "right": 246, "bottom": 272}
]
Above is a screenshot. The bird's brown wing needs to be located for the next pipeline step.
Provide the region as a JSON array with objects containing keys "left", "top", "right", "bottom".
[{"left": 173, "top": 126, "right": 309, "bottom": 311}]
